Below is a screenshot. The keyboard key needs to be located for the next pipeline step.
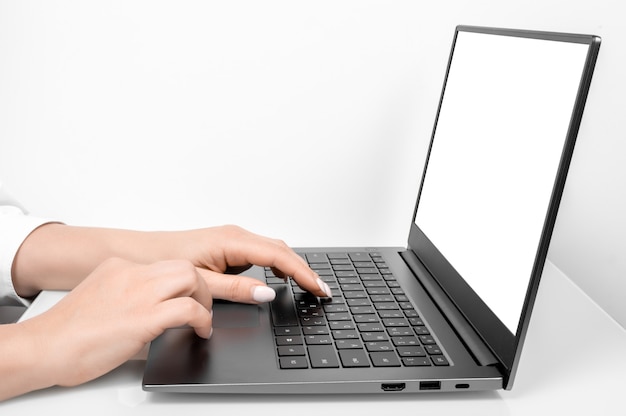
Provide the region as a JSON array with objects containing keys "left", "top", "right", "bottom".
[
  {"left": 334, "top": 264, "right": 356, "bottom": 271},
  {"left": 371, "top": 295, "right": 394, "bottom": 302},
  {"left": 404, "top": 309, "right": 419, "bottom": 318},
  {"left": 361, "top": 332, "right": 389, "bottom": 342},
  {"left": 387, "top": 327, "right": 413, "bottom": 337},
  {"left": 325, "top": 312, "right": 351, "bottom": 321},
  {"left": 366, "top": 287, "right": 391, "bottom": 295},
  {"left": 419, "top": 335, "right": 437, "bottom": 345},
  {"left": 280, "top": 356, "right": 309, "bottom": 369},
  {"left": 365, "top": 341, "right": 394, "bottom": 352},
  {"left": 274, "top": 326, "right": 301, "bottom": 336},
  {"left": 397, "top": 346, "right": 426, "bottom": 357},
  {"left": 347, "top": 299, "right": 371, "bottom": 307},
  {"left": 324, "top": 304, "right": 349, "bottom": 313},
  {"left": 305, "top": 335, "right": 333, "bottom": 345},
  {"left": 402, "top": 357, "right": 431, "bottom": 366},
  {"left": 360, "top": 274, "right": 383, "bottom": 281},
  {"left": 305, "top": 253, "right": 327, "bottom": 264},
  {"left": 382, "top": 318, "right": 409, "bottom": 327},
  {"left": 391, "top": 336, "right": 419, "bottom": 346},
  {"left": 409, "top": 317, "right": 425, "bottom": 326},
  {"left": 425, "top": 344, "right": 443, "bottom": 355},
  {"left": 431, "top": 356, "right": 450, "bottom": 366},
  {"left": 276, "top": 335, "right": 303, "bottom": 346},
  {"left": 300, "top": 316, "right": 326, "bottom": 326},
  {"left": 338, "top": 277, "right": 360, "bottom": 284},
  {"left": 374, "top": 302, "right": 399, "bottom": 310},
  {"left": 339, "top": 349, "right": 370, "bottom": 367},
  {"left": 329, "top": 321, "right": 356, "bottom": 330},
  {"left": 354, "top": 314, "right": 380, "bottom": 323},
  {"left": 341, "top": 284, "right": 364, "bottom": 292},
  {"left": 363, "top": 280, "right": 386, "bottom": 287},
  {"left": 414, "top": 326, "right": 431, "bottom": 335},
  {"left": 348, "top": 252, "right": 370, "bottom": 262},
  {"left": 378, "top": 310, "right": 404, "bottom": 319},
  {"left": 350, "top": 306, "right": 375, "bottom": 314},
  {"left": 344, "top": 291, "right": 368, "bottom": 299},
  {"left": 336, "top": 271, "right": 358, "bottom": 278},
  {"left": 370, "top": 351, "right": 401, "bottom": 367},
  {"left": 302, "top": 326, "right": 330, "bottom": 335},
  {"left": 335, "top": 339, "right": 363, "bottom": 349},
  {"left": 357, "top": 322, "right": 385, "bottom": 332},
  {"left": 332, "top": 329, "right": 359, "bottom": 339},
  {"left": 277, "top": 346, "right": 306, "bottom": 356},
  {"left": 330, "top": 258, "right": 351, "bottom": 265},
  {"left": 298, "top": 307, "right": 324, "bottom": 317},
  {"left": 308, "top": 345, "right": 340, "bottom": 368}
]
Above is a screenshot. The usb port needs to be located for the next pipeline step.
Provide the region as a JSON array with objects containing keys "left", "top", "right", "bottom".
[{"left": 419, "top": 381, "right": 441, "bottom": 391}]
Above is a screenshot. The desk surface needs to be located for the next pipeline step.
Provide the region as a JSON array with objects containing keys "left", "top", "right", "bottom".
[{"left": 3, "top": 261, "right": 625, "bottom": 415}]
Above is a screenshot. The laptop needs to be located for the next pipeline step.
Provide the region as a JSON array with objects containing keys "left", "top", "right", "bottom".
[{"left": 142, "top": 25, "right": 601, "bottom": 394}]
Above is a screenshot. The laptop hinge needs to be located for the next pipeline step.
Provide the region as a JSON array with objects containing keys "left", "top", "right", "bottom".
[{"left": 400, "top": 250, "right": 499, "bottom": 367}]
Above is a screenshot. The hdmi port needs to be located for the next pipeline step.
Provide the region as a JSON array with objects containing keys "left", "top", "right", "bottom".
[{"left": 381, "top": 383, "right": 406, "bottom": 392}]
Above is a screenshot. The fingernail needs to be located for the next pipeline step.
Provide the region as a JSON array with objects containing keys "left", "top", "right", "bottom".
[
  {"left": 317, "top": 277, "right": 332, "bottom": 298},
  {"left": 252, "top": 285, "right": 276, "bottom": 303}
]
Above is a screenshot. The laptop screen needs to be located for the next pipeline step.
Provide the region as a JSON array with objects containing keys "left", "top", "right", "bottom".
[{"left": 410, "top": 26, "right": 599, "bottom": 384}]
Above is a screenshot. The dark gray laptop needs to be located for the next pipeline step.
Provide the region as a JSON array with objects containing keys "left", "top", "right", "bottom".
[{"left": 142, "top": 25, "right": 601, "bottom": 394}]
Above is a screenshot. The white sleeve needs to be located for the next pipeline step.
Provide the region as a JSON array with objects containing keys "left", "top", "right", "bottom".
[{"left": 0, "top": 183, "right": 57, "bottom": 306}]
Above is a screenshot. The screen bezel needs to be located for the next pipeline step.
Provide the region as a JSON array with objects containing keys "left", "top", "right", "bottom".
[{"left": 408, "top": 25, "right": 601, "bottom": 389}]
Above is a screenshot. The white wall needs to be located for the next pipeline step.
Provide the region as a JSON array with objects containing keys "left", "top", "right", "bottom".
[{"left": 1, "top": 1, "right": 624, "bottom": 329}]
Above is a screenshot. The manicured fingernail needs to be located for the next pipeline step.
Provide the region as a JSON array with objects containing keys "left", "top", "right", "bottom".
[
  {"left": 252, "top": 285, "right": 276, "bottom": 303},
  {"left": 317, "top": 277, "right": 332, "bottom": 298}
]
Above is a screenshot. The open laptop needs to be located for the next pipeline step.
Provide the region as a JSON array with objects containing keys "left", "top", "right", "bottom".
[{"left": 142, "top": 25, "right": 601, "bottom": 394}]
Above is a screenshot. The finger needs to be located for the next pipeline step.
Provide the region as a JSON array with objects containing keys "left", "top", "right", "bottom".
[
  {"left": 196, "top": 268, "right": 277, "bottom": 304},
  {"left": 151, "top": 297, "right": 213, "bottom": 339},
  {"left": 145, "top": 260, "right": 213, "bottom": 311},
  {"left": 222, "top": 230, "right": 331, "bottom": 298}
]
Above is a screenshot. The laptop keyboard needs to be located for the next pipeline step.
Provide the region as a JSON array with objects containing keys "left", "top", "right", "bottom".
[{"left": 266, "top": 251, "right": 450, "bottom": 369}]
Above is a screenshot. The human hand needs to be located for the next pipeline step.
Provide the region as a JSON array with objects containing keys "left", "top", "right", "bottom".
[
  {"left": 17, "top": 257, "right": 213, "bottom": 389},
  {"left": 13, "top": 224, "right": 330, "bottom": 303},
  {"left": 151, "top": 225, "right": 332, "bottom": 303}
]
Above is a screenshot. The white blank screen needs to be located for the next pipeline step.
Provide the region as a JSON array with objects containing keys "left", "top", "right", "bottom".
[{"left": 414, "top": 32, "right": 589, "bottom": 332}]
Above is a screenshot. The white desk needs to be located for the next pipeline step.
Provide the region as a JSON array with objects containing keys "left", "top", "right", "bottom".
[{"left": 3, "top": 261, "right": 625, "bottom": 415}]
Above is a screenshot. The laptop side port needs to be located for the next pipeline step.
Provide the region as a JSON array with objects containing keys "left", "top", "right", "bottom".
[
  {"left": 381, "top": 383, "right": 406, "bottom": 392},
  {"left": 419, "top": 381, "right": 441, "bottom": 391}
]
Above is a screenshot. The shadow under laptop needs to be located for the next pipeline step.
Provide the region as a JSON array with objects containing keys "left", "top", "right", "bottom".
[{"left": 145, "top": 390, "right": 504, "bottom": 404}]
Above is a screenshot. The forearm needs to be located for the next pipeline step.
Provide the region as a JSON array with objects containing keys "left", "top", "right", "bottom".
[{"left": 11, "top": 223, "right": 165, "bottom": 296}]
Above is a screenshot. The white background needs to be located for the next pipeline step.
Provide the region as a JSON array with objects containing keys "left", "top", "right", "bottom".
[{"left": 1, "top": 1, "right": 624, "bottom": 330}]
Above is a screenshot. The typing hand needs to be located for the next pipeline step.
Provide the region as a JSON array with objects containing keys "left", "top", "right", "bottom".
[{"left": 162, "top": 225, "right": 332, "bottom": 302}]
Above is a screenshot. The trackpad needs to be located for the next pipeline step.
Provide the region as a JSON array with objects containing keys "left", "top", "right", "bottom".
[{"left": 213, "top": 301, "right": 260, "bottom": 328}]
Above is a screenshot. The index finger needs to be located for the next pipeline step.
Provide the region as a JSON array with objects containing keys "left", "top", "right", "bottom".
[{"left": 221, "top": 229, "right": 331, "bottom": 298}]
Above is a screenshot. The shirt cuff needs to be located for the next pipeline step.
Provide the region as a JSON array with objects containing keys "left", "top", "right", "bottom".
[{"left": 0, "top": 206, "right": 57, "bottom": 306}]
